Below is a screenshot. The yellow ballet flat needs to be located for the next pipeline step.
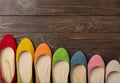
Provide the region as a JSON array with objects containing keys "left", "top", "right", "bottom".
[{"left": 16, "top": 38, "right": 34, "bottom": 83}]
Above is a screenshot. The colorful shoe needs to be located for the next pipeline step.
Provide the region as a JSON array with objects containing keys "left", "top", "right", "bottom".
[
  {"left": 106, "top": 60, "right": 120, "bottom": 83},
  {"left": 71, "top": 51, "right": 87, "bottom": 83},
  {"left": 0, "top": 34, "right": 16, "bottom": 83},
  {"left": 34, "top": 43, "right": 52, "bottom": 83},
  {"left": 52, "top": 48, "right": 70, "bottom": 83},
  {"left": 16, "top": 38, "right": 34, "bottom": 83},
  {"left": 88, "top": 55, "right": 105, "bottom": 83}
]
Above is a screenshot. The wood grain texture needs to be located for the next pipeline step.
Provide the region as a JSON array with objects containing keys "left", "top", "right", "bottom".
[
  {"left": 0, "top": 0, "right": 120, "bottom": 65},
  {"left": 0, "top": 0, "right": 120, "bottom": 15},
  {"left": 0, "top": 16, "right": 120, "bottom": 33}
]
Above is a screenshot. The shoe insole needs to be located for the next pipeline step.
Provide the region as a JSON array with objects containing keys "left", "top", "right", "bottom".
[
  {"left": 18, "top": 51, "right": 32, "bottom": 83},
  {"left": 53, "top": 61, "right": 69, "bottom": 83},
  {"left": 0, "top": 47, "right": 15, "bottom": 83},
  {"left": 36, "top": 55, "right": 51, "bottom": 83},
  {"left": 71, "top": 65, "right": 86, "bottom": 83},
  {"left": 107, "top": 72, "right": 120, "bottom": 83},
  {"left": 90, "top": 67, "right": 104, "bottom": 83}
]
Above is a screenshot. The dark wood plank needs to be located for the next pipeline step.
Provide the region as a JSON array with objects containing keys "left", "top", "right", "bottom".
[
  {"left": 0, "top": 0, "right": 120, "bottom": 15},
  {"left": 0, "top": 16, "right": 120, "bottom": 33},
  {"left": 0, "top": 33, "right": 120, "bottom": 64}
]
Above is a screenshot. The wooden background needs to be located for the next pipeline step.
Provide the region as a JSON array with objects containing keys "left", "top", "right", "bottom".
[{"left": 0, "top": 0, "right": 120, "bottom": 64}]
